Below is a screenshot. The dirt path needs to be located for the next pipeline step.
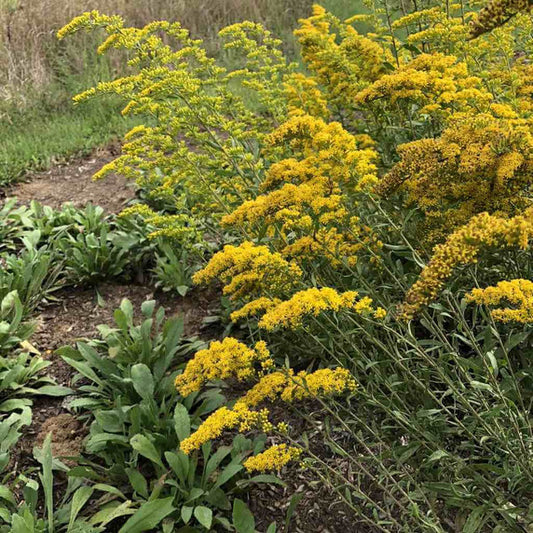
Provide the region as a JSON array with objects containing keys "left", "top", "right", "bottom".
[{"left": 5, "top": 144, "right": 135, "bottom": 212}]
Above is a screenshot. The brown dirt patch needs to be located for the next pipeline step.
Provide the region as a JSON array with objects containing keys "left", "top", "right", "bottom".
[
  {"left": 36, "top": 414, "right": 85, "bottom": 465},
  {"left": 5, "top": 144, "right": 135, "bottom": 213}
]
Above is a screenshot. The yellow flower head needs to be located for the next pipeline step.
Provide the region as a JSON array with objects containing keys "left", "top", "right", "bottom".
[{"left": 244, "top": 444, "right": 301, "bottom": 472}]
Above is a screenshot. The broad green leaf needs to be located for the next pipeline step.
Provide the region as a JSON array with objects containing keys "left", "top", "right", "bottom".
[
  {"left": 181, "top": 506, "right": 193, "bottom": 524},
  {"left": 36, "top": 385, "right": 74, "bottom": 397},
  {"left": 68, "top": 486, "right": 94, "bottom": 530},
  {"left": 126, "top": 468, "right": 148, "bottom": 499},
  {"left": 232, "top": 499, "right": 255, "bottom": 533},
  {"left": 130, "top": 434, "right": 164, "bottom": 468},
  {"left": 90, "top": 500, "right": 136, "bottom": 527},
  {"left": 62, "top": 356, "right": 103, "bottom": 387},
  {"left": 174, "top": 403, "right": 190, "bottom": 442},
  {"left": 0, "top": 484, "right": 15, "bottom": 505},
  {"left": 131, "top": 364, "right": 154, "bottom": 400},
  {"left": 193, "top": 506, "right": 212, "bottom": 530},
  {"left": 214, "top": 463, "right": 243, "bottom": 489},
  {"left": 118, "top": 497, "right": 175, "bottom": 533}
]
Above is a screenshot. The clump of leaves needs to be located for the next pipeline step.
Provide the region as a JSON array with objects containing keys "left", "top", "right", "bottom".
[{"left": 58, "top": 300, "right": 267, "bottom": 530}]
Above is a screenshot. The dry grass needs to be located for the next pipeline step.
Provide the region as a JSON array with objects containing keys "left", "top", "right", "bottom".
[{"left": 0, "top": 0, "right": 311, "bottom": 95}]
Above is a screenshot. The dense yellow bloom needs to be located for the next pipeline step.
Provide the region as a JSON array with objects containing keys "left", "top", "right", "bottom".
[
  {"left": 467, "top": 279, "right": 533, "bottom": 323},
  {"left": 257, "top": 288, "right": 385, "bottom": 330},
  {"left": 180, "top": 366, "right": 356, "bottom": 454},
  {"left": 180, "top": 403, "right": 271, "bottom": 454},
  {"left": 193, "top": 242, "right": 302, "bottom": 302},
  {"left": 393, "top": 6, "right": 468, "bottom": 52},
  {"left": 264, "top": 115, "right": 378, "bottom": 189},
  {"left": 284, "top": 73, "right": 330, "bottom": 119},
  {"left": 230, "top": 297, "right": 281, "bottom": 323},
  {"left": 223, "top": 114, "right": 380, "bottom": 267},
  {"left": 244, "top": 444, "right": 302, "bottom": 472},
  {"left": 401, "top": 208, "right": 533, "bottom": 319},
  {"left": 119, "top": 204, "right": 201, "bottom": 246},
  {"left": 175, "top": 338, "right": 273, "bottom": 397},
  {"left": 295, "top": 5, "right": 392, "bottom": 113},
  {"left": 469, "top": 0, "right": 532, "bottom": 38},
  {"left": 58, "top": 12, "right": 296, "bottom": 227},
  {"left": 355, "top": 53, "right": 492, "bottom": 120},
  {"left": 282, "top": 368, "right": 357, "bottom": 401},
  {"left": 380, "top": 112, "right": 533, "bottom": 241}
]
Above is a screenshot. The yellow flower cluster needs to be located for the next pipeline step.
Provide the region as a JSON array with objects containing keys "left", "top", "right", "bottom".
[
  {"left": 380, "top": 112, "right": 533, "bottom": 241},
  {"left": 192, "top": 242, "right": 302, "bottom": 304},
  {"left": 393, "top": 6, "right": 468, "bottom": 52},
  {"left": 255, "top": 287, "right": 385, "bottom": 331},
  {"left": 295, "top": 5, "right": 392, "bottom": 113},
  {"left": 179, "top": 365, "right": 356, "bottom": 456},
  {"left": 355, "top": 53, "right": 492, "bottom": 121},
  {"left": 220, "top": 114, "right": 379, "bottom": 268},
  {"left": 284, "top": 73, "right": 330, "bottom": 119},
  {"left": 180, "top": 403, "right": 272, "bottom": 455},
  {"left": 175, "top": 338, "right": 273, "bottom": 397},
  {"left": 469, "top": 0, "right": 532, "bottom": 38},
  {"left": 401, "top": 208, "right": 533, "bottom": 319},
  {"left": 467, "top": 279, "right": 533, "bottom": 323},
  {"left": 58, "top": 12, "right": 295, "bottom": 227},
  {"left": 243, "top": 444, "right": 302, "bottom": 472},
  {"left": 119, "top": 204, "right": 201, "bottom": 247}
]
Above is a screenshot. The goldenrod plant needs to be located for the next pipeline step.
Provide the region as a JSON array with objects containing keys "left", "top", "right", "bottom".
[{"left": 11, "top": 1, "right": 531, "bottom": 529}]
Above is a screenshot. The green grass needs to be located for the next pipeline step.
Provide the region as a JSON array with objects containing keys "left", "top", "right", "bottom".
[{"left": 0, "top": 96, "right": 138, "bottom": 185}]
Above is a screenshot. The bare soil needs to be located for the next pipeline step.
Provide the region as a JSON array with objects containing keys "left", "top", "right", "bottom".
[{"left": 5, "top": 144, "right": 135, "bottom": 212}]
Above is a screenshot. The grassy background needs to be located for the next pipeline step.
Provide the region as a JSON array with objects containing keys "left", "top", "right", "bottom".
[{"left": 0, "top": 0, "right": 365, "bottom": 184}]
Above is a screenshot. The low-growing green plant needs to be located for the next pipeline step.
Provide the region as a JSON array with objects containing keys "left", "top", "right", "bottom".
[
  {"left": 56, "top": 300, "right": 266, "bottom": 531},
  {"left": 0, "top": 246, "right": 63, "bottom": 315},
  {"left": 57, "top": 225, "right": 128, "bottom": 286},
  {"left": 0, "top": 291, "right": 34, "bottom": 354},
  {"left": 0, "top": 434, "right": 119, "bottom": 533},
  {"left": 152, "top": 244, "right": 194, "bottom": 297}
]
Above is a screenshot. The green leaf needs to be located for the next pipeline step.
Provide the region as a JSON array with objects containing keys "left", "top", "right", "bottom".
[
  {"left": 174, "top": 403, "right": 190, "bottom": 442},
  {"left": 126, "top": 468, "right": 148, "bottom": 499},
  {"left": 214, "top": 463, "right": 243, "bottom": 489},
  {"left": 463, "top": 506, "right": 488, "bottom": 533},
  {"left": 62, "top": 356, "right": 103, "bottom": 387},
  {"left": 232, "top": 499, "right": 255, "bottom": 533},
  {"left": 237, "top": 474, "right": 286, "bottom": 489},
  {"left": 285, "top": 493, "right": 303, "bottom": 531},
  {"left": 68, "top": 486, "right": 94, "bottom": 530},
  {"left": 131, "top": 364, "right": 154, "bottom": 400},
  {"left": 36, "top": 385, "right": 74, "bottom": 397},
  {"left": 181, "top": 506, "right": 193, "bottom": 524},
  {"left": 193, "top": 506, "right": 212, "bottom": 530},
  {"left": 0, "top": 484, "right": 16, "bottom": 505},
  {"left": 93, "top": 483, "right": 127, "bottom": 499},
  {"left": 90, "top": 501, "right": 136, "bottom": 527},
  {"left": 118, "top": 497, "right": 175, "bottom": 533},
  {"left": 130, "top": 434, "right": 164, "bottom": 468},
  {"left": 165, "top": 451, "right": 189, "bottom": 484},
  {"left": 39, "top": 434, "right": 54, "bottom": 533}
]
